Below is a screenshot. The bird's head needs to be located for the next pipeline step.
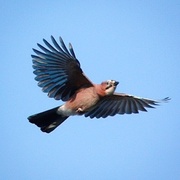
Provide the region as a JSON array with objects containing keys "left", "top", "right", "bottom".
[{"left": 101, "top": 80, "right": 119, "bottom": 95}]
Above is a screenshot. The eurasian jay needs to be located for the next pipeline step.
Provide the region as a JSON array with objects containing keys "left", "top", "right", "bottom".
[{"left": 28, "top": 36, "right": 170, "bottom": 133}]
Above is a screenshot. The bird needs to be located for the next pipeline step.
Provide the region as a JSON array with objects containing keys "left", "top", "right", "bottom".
[{"left": 28, "top": 36, "right": 170, "bottom": 133}]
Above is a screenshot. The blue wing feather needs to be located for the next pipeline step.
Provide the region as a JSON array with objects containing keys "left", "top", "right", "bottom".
[
  {"left": 85, "top": 94, "right": 169, "bottom": 118},
  {"left": 32, "top": 36, "right": 93, "bottom": 101}
]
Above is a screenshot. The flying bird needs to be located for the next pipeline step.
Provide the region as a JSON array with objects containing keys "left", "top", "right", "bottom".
[{"left": 28, "top": 36, "right": 170, "bottom": 133}]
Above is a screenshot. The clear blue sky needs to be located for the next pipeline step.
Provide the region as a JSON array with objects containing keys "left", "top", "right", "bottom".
[{"left": 1, "top": 1, "right": 180, "bottom": 179}]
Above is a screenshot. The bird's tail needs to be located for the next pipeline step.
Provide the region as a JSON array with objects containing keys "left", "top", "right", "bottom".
[{"left": 28, "top": 107, "right": 69, "bottom": 133}]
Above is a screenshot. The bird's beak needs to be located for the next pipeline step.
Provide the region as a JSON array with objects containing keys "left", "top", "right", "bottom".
[{"left": 114, "top": 81, "right": 119, "bottom": 86}]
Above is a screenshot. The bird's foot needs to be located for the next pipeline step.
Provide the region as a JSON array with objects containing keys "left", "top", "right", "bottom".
[{"left": 76, "top": 108, "right": 84, "bottom": 115}]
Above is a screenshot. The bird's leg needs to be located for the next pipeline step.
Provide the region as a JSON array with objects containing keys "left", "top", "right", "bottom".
[
  {"left": 76, "top": 107, "right": 83, "bottom": 112},
  {"left": 76, "top": 107, "right": 84, "bottom": 115}
]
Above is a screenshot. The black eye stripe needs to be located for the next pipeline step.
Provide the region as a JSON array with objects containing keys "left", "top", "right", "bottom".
[{"left": 106, "top": 84, "right": 112, "bottom": 89}]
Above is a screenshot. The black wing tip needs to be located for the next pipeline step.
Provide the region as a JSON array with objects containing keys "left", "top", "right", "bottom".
[
  {"left": 157, "top": 97, "right": 171, "bottom": 103},
  {"left": 28, "top": 115, "right": 35, "bottom": 123},
  {"left": 59, "top": 36, "right": 63, "bottom": 42},
  {"left": 33, "top": 35, "right": 76, "bottom": 57},
  {"left": 32, "top": 48, "right": 37, "bottom": 53},
  {"left": 162, "top": 97, "right": 171, "bottom": 101},
  {"left": 42, "top": 38, "right": 49, "bottom": 44}
]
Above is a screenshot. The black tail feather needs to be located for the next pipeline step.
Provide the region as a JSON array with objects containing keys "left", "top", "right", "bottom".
[{"left": 28, "top": 107, "right": 69, "bottom": 133}]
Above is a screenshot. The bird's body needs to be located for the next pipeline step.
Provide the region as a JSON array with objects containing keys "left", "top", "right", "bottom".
[
  {"left": 58, "top": 81, "right": 119, "bottom": 116},
  {"left": 28, "top": 36, "right": 170, "bottom": 133},
  {"left": 58, "top": 86, "right": 101, "bottom": 116}
]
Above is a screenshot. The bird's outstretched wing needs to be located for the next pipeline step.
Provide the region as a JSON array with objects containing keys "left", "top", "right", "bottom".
[
  {"left": 32, "top": 36, "right": 93, "bottom": 101},
  {"left": 85, "top": 94, "right": 170, "bottom": 118}
]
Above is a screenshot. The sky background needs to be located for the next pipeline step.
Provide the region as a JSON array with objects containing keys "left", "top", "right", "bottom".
[{"left": 1, "top": 1, "right": 180, "bottom": 179}]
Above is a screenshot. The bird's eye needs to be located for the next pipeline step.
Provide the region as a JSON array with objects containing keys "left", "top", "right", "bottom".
[{"left": 106, "top": 82, "right": 112, "bottom": 89}]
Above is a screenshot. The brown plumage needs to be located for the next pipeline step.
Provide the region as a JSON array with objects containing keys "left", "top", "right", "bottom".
[{"left": 28, "top": 36, "right": 170, "bottom": 133}]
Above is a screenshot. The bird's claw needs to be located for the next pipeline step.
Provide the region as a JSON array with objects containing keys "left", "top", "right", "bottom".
[{"left": 76, "top": 108, "right": 84, "bottom": 115}]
